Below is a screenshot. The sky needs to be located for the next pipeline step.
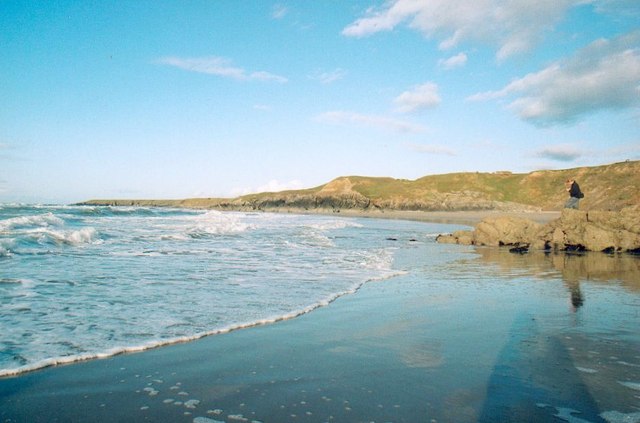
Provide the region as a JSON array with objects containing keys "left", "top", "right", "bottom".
[{"left": 1, "top": 0, "right": 639, "bottom": 204}]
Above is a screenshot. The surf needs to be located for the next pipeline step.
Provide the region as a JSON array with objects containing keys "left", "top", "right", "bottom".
[{"left": 0, "top": 205, "right": 413, "bottom": 377}]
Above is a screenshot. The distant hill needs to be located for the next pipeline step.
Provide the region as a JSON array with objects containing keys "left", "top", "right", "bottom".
[{"left": 79, "top": 160, "right": 640, "bottom": 212}]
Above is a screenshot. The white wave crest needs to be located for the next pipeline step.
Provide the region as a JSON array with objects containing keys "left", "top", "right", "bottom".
[
  {"left": 27, "top": 227, "right": 99, "bottom": 246},
  {"left": 0, "top": 238, "right": 15, "bottom": 257},
  {"left": 363, "top": 248, "right": 395, "bottom": 272},
  {"left": 188, "top": 211, "right": 253, "bottom": 237},
  {"left": 0, "top": 212, "right": 64, "bottom": 231},
  {"left": 308, "top": 219, "right": 363, "bottom": 231}
]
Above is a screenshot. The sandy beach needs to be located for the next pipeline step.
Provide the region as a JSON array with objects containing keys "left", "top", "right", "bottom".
[
  {"left": 1, "top": 215, "right": 638, "bottom": 423},
  {"left": 256, "top": 208, "right": 562, "bottom": 226}
]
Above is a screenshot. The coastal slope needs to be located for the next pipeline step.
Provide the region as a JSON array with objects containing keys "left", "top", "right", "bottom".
[{"left": 79, "top": 160, "right": 639, "bottom": 212}]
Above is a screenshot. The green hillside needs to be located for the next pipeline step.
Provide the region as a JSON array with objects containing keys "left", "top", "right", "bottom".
[{"left": 80, "top": 160, "right": 640, "bottom": 212}]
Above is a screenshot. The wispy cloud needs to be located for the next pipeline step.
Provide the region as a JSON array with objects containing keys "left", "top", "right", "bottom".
[
  {"left": 438, "top": 52, "right": 467, "bottom": 69},
  {"left": 533, "top": 144, "right": 582, "bottom": 162},
  {"left": 394, "top": 82, "right": 441, "bottom": 113},
  {"left": 534, "top": 142, "right": 640, "bottom": 164},
  {"left": 343, "top": 0, "right": 581, "bottom": 60},
  {"left": 406, "top": 142, "right": 456, "bottom": 156},
  {"left": 468, "top": 31, "right": 640, "bottom": 126},
  {"left": 315, "top": 110, "right": 427, "bottom": 133},
  {"left": 271, "top": 4, "right": 288, "bottom": 19},
  {"left": 309, "top": 68, "right": 347, "bottom": 84},
  {"left": 158, "top": 56, "right": 288, "bottom": 83}
]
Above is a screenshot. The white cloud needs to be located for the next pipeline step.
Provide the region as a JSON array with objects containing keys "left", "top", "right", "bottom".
[
  {"left": 271, "top": 4, "right": 288, "bottom": 19},
  {"left": 438, "top": 52, "right": 467, "bottom": 69},
  {"left": 406, "top": 142, "right": 456, "bottom": 156},
  {"left": 309, "top": 68, "right": 347, "bottom": 84},
  {"left": 315, "top": 110, "right": 427, "bottom": 133},
  {"left": 394, "top": 82, "right": 441, "bottom": 113},
  {"left": 231, "top": 179, "right": 305, "bottom": 196},
  {"left": 468, "top": 31, "right": 640, "bottom": 126},
  {"left": 249, "top": 70, "right": 288, "bottom": 83},
  {"left": 534, "top": 144, "right": 582, "bottom": 161},
  {"left": 158, "top": 56, "right": 288, "bottom": 83},
  {"left": 343, "top": 0, "right": 578, "bottom": 60}
]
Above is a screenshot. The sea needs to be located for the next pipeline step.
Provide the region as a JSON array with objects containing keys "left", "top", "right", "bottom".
[{"left": 0, "top": 204, "right": 442, "bottom": 377}]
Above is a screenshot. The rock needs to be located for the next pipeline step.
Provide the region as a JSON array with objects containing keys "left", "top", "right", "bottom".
[
  {"left": 452, "top": 230, "right": 474, "bottom": 245},
  {"left": 473, "top": 216, "right": 541, "bottom": 247},
  {"left": 437, "top": 207, "right": 640, "bottom": 253},
  {"left": 509, "top": 245, "right": 529, "bottom": 254},
  {"left": 435, "top": 234, "right": 459, "bottom": 244},
  {"left": 435, "top": 231, "right": 474, "bottom": 245}
]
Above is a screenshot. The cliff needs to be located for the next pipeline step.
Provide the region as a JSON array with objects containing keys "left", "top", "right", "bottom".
[{"left": 78, "top": 160, "right": 639, "bottom": 213}]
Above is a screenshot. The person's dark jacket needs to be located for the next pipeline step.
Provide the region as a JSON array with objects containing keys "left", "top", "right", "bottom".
[{"left": 569, "top": 182, "right": 584, "bottom": 198}]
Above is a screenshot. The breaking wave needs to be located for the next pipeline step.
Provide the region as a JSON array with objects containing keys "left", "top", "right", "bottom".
[{"left": 0, "top": 204, "right": 431, "bottom": 377}]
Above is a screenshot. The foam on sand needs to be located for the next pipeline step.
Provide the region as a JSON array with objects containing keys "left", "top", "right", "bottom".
[{"left": 0, "top": 267, "right": 402, "bottom": 378}]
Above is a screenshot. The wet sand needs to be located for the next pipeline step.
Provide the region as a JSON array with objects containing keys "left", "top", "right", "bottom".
[
  {"left": 1, "top": 218, "right": 639, "bottom": 423},
  {"left": 262, "top": 208, "right": 562, "bottom": 226}
]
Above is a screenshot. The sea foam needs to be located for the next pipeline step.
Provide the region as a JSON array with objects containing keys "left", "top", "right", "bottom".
[
  {"left": 23, "top": 227, "right": 99, "bottom": 246},
  {"left": 0, "top": 212, "right": 64, "bottom": 231},
  {"left": 0, "top": 205, "right": 414, "bottom": 377},
  {"left": 187, "top": 210, "right": 253, "bottom": 237}
]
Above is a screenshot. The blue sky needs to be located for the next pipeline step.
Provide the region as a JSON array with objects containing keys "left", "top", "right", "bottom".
[{"left": 1, "top": 1, "right": 639, "bottom": 203}]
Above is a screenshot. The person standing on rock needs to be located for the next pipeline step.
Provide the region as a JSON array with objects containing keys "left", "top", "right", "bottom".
[{"left": 564, "top": 179, "right": 584, "bottom": 209}]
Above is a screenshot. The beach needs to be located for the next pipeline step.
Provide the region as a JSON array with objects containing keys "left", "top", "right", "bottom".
[
  {"left": 245, "top": 208, "right": 562, "bottom": 226},
  {"left": 1, "top": 210, "right": 639, "bottom": 423}
]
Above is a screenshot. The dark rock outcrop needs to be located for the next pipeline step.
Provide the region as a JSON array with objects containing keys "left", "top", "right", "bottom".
[{"left": 437, "top": 207, "right": 640, "bottom": 253}]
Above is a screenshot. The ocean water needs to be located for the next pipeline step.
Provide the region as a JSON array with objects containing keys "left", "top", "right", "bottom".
[{"left": 0, "top": 205, "right": 439, "bottom": 377}]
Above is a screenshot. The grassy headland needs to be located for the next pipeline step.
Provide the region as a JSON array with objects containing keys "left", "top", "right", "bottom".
[{"left": 78, "top": 160, "right": 639, "bottom": 213}]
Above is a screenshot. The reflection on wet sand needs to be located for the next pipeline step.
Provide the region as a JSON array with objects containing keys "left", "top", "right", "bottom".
[
  {"left": 467, "top": 247, "right": 640, "bottom": 422},
  {"left": 473, "top": 247, "right": 640, "bottom": 293}
]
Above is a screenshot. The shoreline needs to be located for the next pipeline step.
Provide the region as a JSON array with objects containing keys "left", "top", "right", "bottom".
[
  {"left": 0, "top": 271, "right": 387, "bottom": 379},
  {"left": 76, "top": 201, "right": 563, "bottom": 226},
  {"left": 267, "top": 208, "right": 562, "bottom": 226}
]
